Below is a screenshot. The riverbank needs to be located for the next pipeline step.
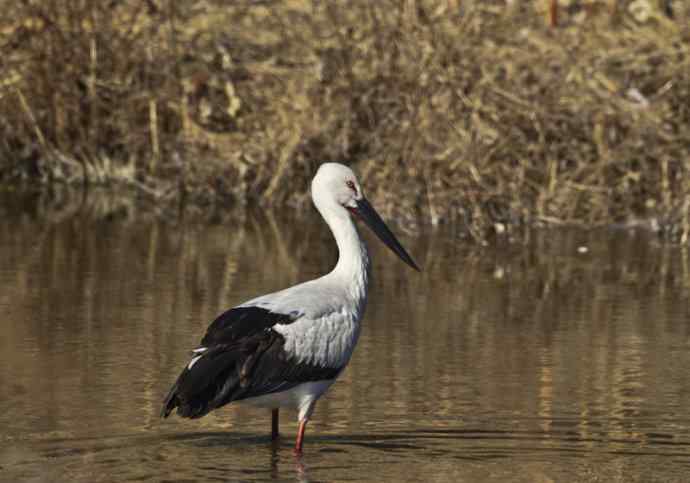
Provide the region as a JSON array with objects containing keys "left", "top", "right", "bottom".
[{"left": 1, "top": 1, "right": 688, "bottom": 241}]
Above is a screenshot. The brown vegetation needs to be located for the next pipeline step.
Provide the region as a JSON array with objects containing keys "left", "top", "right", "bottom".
[{"left": 0, "top": 1, "right": 688, "bottom": 241}]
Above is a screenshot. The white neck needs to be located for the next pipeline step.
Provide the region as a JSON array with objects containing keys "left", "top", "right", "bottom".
[{"left": 319, "top": 204, "right": 370, "bottom": 302}]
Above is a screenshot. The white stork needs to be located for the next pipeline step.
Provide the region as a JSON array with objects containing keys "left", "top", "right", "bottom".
[{"left": 161, "top": 162, "right": 419, "bottom": 454}]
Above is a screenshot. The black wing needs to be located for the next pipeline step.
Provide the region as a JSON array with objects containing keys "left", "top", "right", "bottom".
[
  {"left": 199, "top": 306, "right": 297, "bottom": 347},
  {"left": 160, "top": 306, "right": 340, "bottom": 419}
]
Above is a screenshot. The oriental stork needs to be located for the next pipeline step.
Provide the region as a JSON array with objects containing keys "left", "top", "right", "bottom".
[{"left": 161, "top": 162, "right": 419, "bottom": 454}]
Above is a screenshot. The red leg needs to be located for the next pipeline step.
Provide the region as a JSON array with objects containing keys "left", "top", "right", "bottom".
[
  {"left": 294, "top": 420, "right": 307, "bottom": 455},
  {"left": 271, "top": 409, "right": 280, "bottom": 440}
]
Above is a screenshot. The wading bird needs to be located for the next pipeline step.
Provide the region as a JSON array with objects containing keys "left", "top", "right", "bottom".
[{"left": 161, "top": 162, "right": 419, "bottom": 454}]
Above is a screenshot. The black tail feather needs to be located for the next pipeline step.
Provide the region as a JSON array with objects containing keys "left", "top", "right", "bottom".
[
  {"left": 160, "top": 347, "right": 243, "bottom": 420},
  {"left": 160, "top": 381, "right": 180, "bottom": 418}
]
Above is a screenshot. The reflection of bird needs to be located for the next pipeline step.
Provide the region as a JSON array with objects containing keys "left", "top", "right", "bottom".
[{"left": 161, "top": 163, "right": 419, "bottom": 454}]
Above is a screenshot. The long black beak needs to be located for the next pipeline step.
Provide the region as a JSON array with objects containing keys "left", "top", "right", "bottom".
[{"left": 351, "top": 198, "right": 420, "bottom": 271}]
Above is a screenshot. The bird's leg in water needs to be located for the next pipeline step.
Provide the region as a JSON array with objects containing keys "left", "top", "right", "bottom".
[
  {"left": 271, "top": 409, "right": 280, "bottom": 440},
  {"left": 294, "top": 419, "right": 308, "bottom": 455}
]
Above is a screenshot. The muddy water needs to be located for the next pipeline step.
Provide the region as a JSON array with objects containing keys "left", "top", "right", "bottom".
[{"left": 1, "top": 195, "right": 690, "bottom": 482}]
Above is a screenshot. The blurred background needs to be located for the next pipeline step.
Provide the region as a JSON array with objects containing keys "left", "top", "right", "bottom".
[{"left": 0, "top": 0, "right": 688, "bottom": 240}]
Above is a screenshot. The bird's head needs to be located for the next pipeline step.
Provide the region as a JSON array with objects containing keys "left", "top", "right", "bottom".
[{"left": 311, "top": 163, "right": 420, "bottom": 271}]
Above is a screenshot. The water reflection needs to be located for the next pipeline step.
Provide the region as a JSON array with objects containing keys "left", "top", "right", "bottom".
[{"left": 1, "top": 191, "right": 690, "bottom": 482}]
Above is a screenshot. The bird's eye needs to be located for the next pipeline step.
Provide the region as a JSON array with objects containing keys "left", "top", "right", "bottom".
[{"left": 346, "top": 180, "right": 357, "bottom": 193}]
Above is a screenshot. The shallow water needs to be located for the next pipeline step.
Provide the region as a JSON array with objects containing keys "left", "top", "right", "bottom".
[{"left": 2, "top": 194, "right": 690, "bottom": 482}]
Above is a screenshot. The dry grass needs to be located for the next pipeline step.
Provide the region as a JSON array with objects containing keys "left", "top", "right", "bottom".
[{"left": 0, "top": 0, "right": 688, "bottom": 241}]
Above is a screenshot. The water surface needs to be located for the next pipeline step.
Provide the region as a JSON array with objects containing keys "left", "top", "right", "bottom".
[{"left": 1, "top": 194, "right": 690, "bottom": 482}]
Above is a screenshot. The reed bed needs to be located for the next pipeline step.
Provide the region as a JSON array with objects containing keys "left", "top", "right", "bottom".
[{"left": 0, "top": 1, "right": 688, "bottom": 241}]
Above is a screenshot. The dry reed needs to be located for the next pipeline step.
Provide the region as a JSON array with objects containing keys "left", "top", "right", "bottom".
[{"left": 0, "top": 0, "right": 688, "bottom": 241}]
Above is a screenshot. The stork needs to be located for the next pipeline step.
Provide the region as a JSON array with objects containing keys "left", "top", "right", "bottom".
[{"left": 160, "top": 162, "right": 419, "bottom": 455}]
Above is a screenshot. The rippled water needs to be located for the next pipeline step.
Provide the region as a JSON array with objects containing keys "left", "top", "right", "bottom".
[{"left": 2, "top": 193, "right": 690, "bottom": 482}]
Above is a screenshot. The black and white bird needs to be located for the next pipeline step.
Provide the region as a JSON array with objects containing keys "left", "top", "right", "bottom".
[{"left": 160, "top": 162, "right": 419, "bottom": 454}]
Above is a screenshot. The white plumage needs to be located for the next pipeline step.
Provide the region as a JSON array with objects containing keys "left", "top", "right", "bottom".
[{"left": 161, "top": 162, "right": 418, "bottom": 454}]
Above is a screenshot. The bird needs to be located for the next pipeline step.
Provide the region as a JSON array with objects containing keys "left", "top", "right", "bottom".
[{"left": 160, "top": 162, "right": 419, "bottom": 455}]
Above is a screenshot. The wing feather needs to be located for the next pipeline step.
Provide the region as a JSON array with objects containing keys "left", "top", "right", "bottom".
[
  {"left": 200, "top": 306, "right": 298, "bottom": 347},
  {"left": 161, "top": 306, "right": 340, "bottom": 419}
]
